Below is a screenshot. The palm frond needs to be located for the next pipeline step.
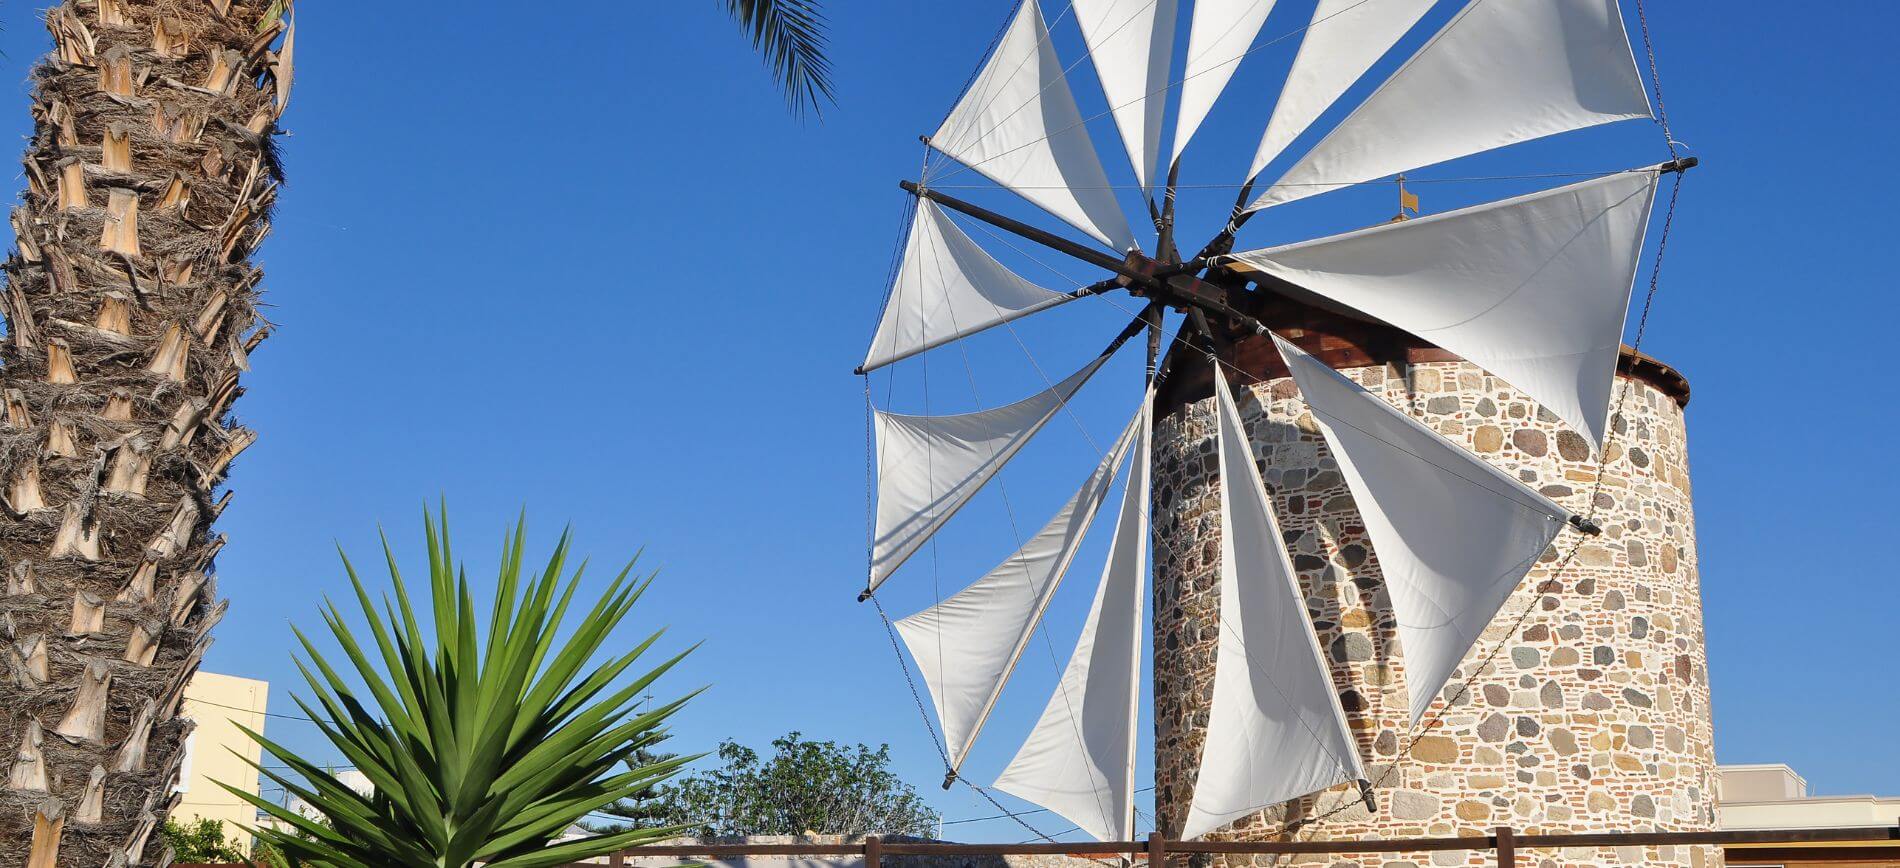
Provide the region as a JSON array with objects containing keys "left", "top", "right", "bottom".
[
  {"left": 722, "top": 0, "right": 836, "bottom": 119},
  {"left": 226, "top": 508, "right": 697, "bottom": 868}
]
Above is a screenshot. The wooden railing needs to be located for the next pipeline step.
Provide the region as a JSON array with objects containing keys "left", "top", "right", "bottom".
[{"left": 584, "top": 825, "right": 1900, "bottom": 867}]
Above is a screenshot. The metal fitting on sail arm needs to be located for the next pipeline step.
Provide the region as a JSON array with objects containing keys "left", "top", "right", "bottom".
[
  {"left": 1358, "top": 778, "right": 1379, "bottom": 814},
  {"left": 1568, "top": 514, "right": 1603, "bottom": 536},
  {"left": 1658, "top": 155, "right": 1699, "bottom": 174}
]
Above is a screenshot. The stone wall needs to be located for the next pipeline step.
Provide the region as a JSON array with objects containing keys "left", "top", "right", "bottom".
[
  {"left": 615, "top": 836, "right": 1107, "bottom": 868},
  {"left": 1150, "top": 360, "right": 1717, "bottom": 868}
]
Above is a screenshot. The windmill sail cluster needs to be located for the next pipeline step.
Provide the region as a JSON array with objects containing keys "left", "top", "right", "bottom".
[
  {"left": 929, "top": 0, "right": 1135, "bottom": 252},
  {"left": 860, "top": 0, "right": 1681, "bottom": 843},
  {"left": 1247, "top": 0, "right": 1654, "bottom": 209}
]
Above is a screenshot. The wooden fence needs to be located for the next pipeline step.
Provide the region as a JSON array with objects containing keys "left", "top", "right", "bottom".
[{"left": 583, "top": 824, "right": 1900, "bottom": 867}]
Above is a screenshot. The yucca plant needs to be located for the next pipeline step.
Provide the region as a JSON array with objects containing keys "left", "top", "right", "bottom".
[{"left": 223, "top": 511, "right": 700, "bottom": 867}]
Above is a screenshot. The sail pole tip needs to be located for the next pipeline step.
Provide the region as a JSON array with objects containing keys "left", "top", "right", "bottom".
[
  {"left": 941, "top": 770, "right": 956, "bottom": 790},
  {"left": 1569, "top": 514, "right": 1604, "bottom": 536},
  {"left": 1358, "top": 779, "right": 1379, "bottom": 814},
  {"left": 1660, "top": 155, "right": 1699, "bottom": 174},
  {"left": 857, "top": 588, "right": 873, "bottom": 603}
]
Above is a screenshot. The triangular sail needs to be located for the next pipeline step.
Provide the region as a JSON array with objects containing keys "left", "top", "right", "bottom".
[
  {"left": 1249, "top": 0, "right": 1651, "bottom": 210},
  {"left": 1075, "top": 0, "right": 1180, "bottom": 193},
  {"left": 896, "top": 404, "right": 1144, "bottom": 769},
  {"left": 1182, "top": 373, "right": 1362, "bottom": 840},
  {"left": 862, "top": 201, "right": 1077, "bottom": 373},
  {"left": 993, "top": 390, "right": 1152, "bottom": 842},
  {"left": 1246, "top": 0, "right": 1437, "bottom": 182},
  {"left": 1271, "top": 336, "right": 1572, "bottom": 723},
  {"left": 869, "top": 354, "right": 1111, "bottom": 594},
  {"left": 1171, "top": 0, "right": 1278, "bottom": 166},
  {"left": 931, "top": 0, "right": 1137, "bottom": 252},
  {"left": 1230, "top": 167, "right": 1660, "bottom": 448}
]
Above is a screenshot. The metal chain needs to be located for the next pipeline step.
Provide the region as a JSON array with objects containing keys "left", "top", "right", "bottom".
[
  {"left": 1634, "top": 0, "right": 1680, "bottom": 158},
  {"left": 867, "top": 592, "right": 952, "bottom": 770}
]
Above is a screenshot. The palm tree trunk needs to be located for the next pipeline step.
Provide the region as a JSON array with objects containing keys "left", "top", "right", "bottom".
[{"left": 0, "top": 1, "right": 290, "bottom": 864}]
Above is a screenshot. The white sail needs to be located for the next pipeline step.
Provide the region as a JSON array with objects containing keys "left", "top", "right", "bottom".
[
  {"left": 932, "top": 0, "right": 1137, "bottom": 252},
  {"left": 1231, "top": 168, "right": 1659, "bottom": 448},
  {"left": 896, "top": 404, "right": 1144, "bottom": 768},
  {"left": 1183, "top": 373, "right": 1362, "bottom": 840},
  {"left": 869, "top": 354, "right": 1111, "bottom": 594},
  {"left": 1246, "top": 0, "right": 1437, "bottom": 182},
  {"left": 1171, "top": 0, "right": 1278, "bottom": 166},
  {"left": 862, "top": 201, "right": 1076, "bottom": 373},
  {"left": 993, "top": 390, "right": 1152, "bottom": 842},
  {"left": 1075, "top": 0, "right": 1180, "bottom": 193},
  {"left": 1272, "top": 336, "right": 1573, "bottom": 723},
  {"left": 1249, "top": 0, "right": 1652, "bottom": 210}
]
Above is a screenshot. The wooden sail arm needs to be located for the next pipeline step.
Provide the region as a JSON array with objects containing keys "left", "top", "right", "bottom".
[
  {"left": 897, "top": 181, "right": 1268, "bottom": 341},
  {"left": 901, "top": 181, "right": 1131, "bottom": 277},
  {"left": 1192, "top": 176, "right": 1260, "bottom": 262},
  {"left": 1156, "top": 160, "right": 1183, "bottom": 264},
  {"left": 1195, "top": 155, "right": 1702, "bottom": 263}
]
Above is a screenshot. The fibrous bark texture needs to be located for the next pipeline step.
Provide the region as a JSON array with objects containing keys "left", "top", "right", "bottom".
[{"left": 0, "top": 1, "right": 291, "bottom": 865}]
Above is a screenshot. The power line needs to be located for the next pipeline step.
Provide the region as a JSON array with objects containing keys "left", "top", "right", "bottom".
[{"left": 185, "top": 696, "right": 317, "bottom": 724}]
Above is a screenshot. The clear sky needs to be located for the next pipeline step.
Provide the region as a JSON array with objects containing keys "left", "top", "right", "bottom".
[{"left": 2, "top": 0, "right": 1895, "bottom": 842}]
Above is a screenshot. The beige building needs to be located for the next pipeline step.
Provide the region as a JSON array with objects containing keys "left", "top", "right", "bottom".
[
  {"left": 173, "top": 671, "right": 271, "bottom": 854},
  {"left": 1718, "top": 764, "right": 1900, "bottom": 867}
]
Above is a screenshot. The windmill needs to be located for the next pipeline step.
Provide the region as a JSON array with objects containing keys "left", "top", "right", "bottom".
[{"left": 856, "top": 0, "right": 1698, "bottom": 849}]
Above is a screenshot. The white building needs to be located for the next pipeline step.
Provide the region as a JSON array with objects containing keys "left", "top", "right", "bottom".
[{"left": 1716, "top": 763, "right": 1900, "bottom": 867}]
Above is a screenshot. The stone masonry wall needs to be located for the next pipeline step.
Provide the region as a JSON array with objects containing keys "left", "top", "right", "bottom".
[{"left": 1150, "top": 360, "right": 1716, "bottom": 868}]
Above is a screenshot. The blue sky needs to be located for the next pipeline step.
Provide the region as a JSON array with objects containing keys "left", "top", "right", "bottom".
[{"left": 3, "top": 0, "right": 1895, "bottom": 841}]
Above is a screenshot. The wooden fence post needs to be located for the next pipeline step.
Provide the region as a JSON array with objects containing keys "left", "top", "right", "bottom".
[
  {"left": 1495, "top": 826, "right": 1516, "bottom": 868},
  {"left": 1147, "top": 831, "right": 1165, "bottom": 868},
  {"left": 866, "top": 834, "right": 882, "bottom": 868},
  {"left": 609, "top": 849, "right": 625, "bottom": 868}
]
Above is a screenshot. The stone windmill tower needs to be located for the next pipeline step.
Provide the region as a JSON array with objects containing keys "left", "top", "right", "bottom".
[{"left": 1149, "top": 298, "right": 1716, "bottom": 867}]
